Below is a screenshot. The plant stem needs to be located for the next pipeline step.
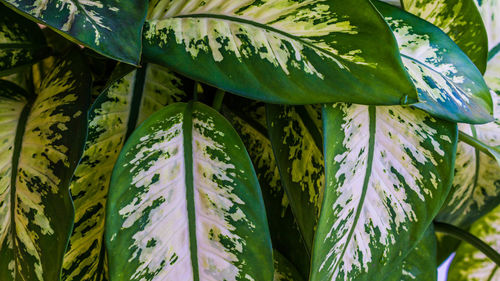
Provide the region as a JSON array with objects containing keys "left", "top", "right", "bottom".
[
  {"left": 434, "top": 222, "right": 500, "bottom": 267},
  {"left": 459, "top": 131, "right": 496, "bottom": 159},
  {"left": 212, "top": 89, "right": 225, "bottom": 111}
]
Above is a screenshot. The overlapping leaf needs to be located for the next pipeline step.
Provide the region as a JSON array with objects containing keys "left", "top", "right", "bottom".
[
  {"left": 0, "top": 0, "right": 147, "bottom": 65},
  {"left": 267, "top": 104, "right": 324, "bottom": 251},
  {"left": 0, "top": 51, "right": 90, "bottom": 281},
  {"left": 273, "top": 250, "right": 305, "bottom": 281},
  {"left": 374, "top": 1, "right": 493, "bottom": 124},
  {"left": 62, "top": 63, "right": 191, "bottom": 281},
  {"left": 474, "top": 0, "right": 500, "bottom": 54},
  {"left": 0, "top": 4, "right": 49, "bottom": 76},
  {"left": 311, "top": 104, "right": 457, "bottom": 281},
  {"left": 143, "top": 0, "right": 417, "bottom": 105},
  {"left": 106, "top": 102, "right": 273, "bottom": 280}
]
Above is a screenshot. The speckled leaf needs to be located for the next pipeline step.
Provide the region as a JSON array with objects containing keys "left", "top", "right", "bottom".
[
  {"left": 0, "top": 0, "right": 147, "bottom": 65},
  {"left": 474, "top": 0, "right": 500, "bottom": 54},
  {"left": 62, "top": 63, "right": 190, "bottom": 281},
  {"left": 447, "top": 205, "right": 500, "bottom": 280},
  {"left": 311, "top": 104, "right": 457, "bottom": 281},
  {"left": 273, "top": 250, "right": 305, "bottom": 281},
  {"left": 222, "top": 98, "right": 310, "bottom": 278},
  {"left": 401, "top": 0, "right": 488, "bottom": 73},
  {"left": 374, "top": 1, "right": 493, "bottom": 124},
  {"left": 143, "top": 0, "right": 417, "bottom": 105},
  {"left": 267, "top": 104, "right": 324, "bottom": 251},
  {"left": 0, "top": 51, "right": 91, "bottom": 281},
  {"left": 106, "top": 102, "right": 273, "bottom": 281},
  {"left": 0, "top": 4, "right": 49, "bottom": 76},
  {"left": 386, "top": 225, "right": 437, "bottom": 281}
]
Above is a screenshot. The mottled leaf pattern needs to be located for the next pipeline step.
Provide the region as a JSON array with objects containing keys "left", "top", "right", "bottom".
[
  {"left": 375, "top": 1, "right": 493, "bottom": 124},
  {"left": 106, "top": 102, "right": 273, "bottom": 281},
  {"left": 474, "top": 0, "right": 500, "bottom": 53},
  {"left": 62, "top": 63, "right": 190, "bottom": 281},
  {"left": 273, "top": 250, "right": 305, "bottom": 281},
  {"left": 401, "top": 0, "right": 488, "bottom": 73},
  {"left": 267, "top": 104, "right": 324, "bottom": 251},
  {"left": 0, "top": 51, "right": 90, "bottom": 281},
  {"left": 0, "top": 4, "right": 49, "bottom": 76},
  {"left": 0, "top": 0, "right": 147, "bottom": 64},
  {"left": 447, "top": 205, "right": 500, "bottom": 280},
  {"left": 143, "top": 0, "right": 417, "bottom": 105},
  {"left": 311, "top": 104, "right": 456, "bottom": 281}
]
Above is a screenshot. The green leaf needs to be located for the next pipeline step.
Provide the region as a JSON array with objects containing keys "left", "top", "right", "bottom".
[
  {"left": 105, "top": 102, "right": 273, "bottom": 280},
  {"left": 62, "top": 63, "right": 191, "bottom": 281},
  {"left": 222, "top": 99, "right": 310, "bottom": 278},
  {"left": 0, "top": 4, "right": 49, "bottom": 76},
  {"left": 447, "top": 205, "right": 500, "bottom": 280},
  {"left": 273, "top": 250, "right": 305, "bottom": 281},
  {"left": 311, "top": 103, "right": 457, "bottom": 281},
  {"left": 0, "top": 0, "right": 147, "bottom": 65},
  {"left": 143, "top": 0, "right": 417, "bottom": 105},
  {"left": 374, "top": 1, "right": 493, "bottom": 124},
  {"left": 474, "top": 0, "right": 500, "bottom": 54},
  {"left": 401, "top": 0, "right": 488, "bottom": 73},
  {"left": 0, "top": 50, "right": 91, "bottom": 281},
  {"left": 386, "top": 225, "right": 437, "bottom": 281},
  {"left": 266, "top": 104, "right": 324, "bottom": 251}
]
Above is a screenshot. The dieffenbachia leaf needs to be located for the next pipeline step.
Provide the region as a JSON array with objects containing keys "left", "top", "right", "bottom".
[
  {"left": 273, "top": 250, "right": 305, "bottom": 281},
  {"left": 267, "top": 104, "right": 324, "bottom": 251},
  {"left": 0, "top": 51, "right": 91, "bottom": 281},
  {"left": 400, "top": 0, "right": 488, "bottom": 73},
  {"left": 386, "top": 225, "right": 437, "bottom": 281},
  {"left": 474, "top": 0, "right": 500, "bottom": 54},
  {"left": 222, "top": 99, "right": 310, "bottom": 278},
  {"left": 447, "top": 205, "right": 500, "bottom": 280},
  {"left": 0, "top": 4, "right": 49, "bottom": 76},
  {"left": 62, "top": 63, "right": 191, "bottom": 281},
  {"left": 105, "top": 102, "right": 273, "bottom": 280},
  {"left": 143, "top": 0, "right": 418, "bottom": 105},
  {"left": 374, "top": 1, "right": 493, "bottom": 124},
  {"left": 0, "top": 0, "right": 147, "bottom": 65},
  {"left": 311, "top": 103, "right": 457, "bottom": 281}
]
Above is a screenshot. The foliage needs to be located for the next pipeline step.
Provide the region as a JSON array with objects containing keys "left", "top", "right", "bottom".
[{"left": 0, "top": 0, "right": 499, "bottom": 280}]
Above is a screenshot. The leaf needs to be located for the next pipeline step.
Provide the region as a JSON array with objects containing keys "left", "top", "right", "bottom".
[
  {"left": 222, "top": 99, "right": 310, "bottom": 278},
  {"left": 143, "top": 0, "right": 418, "bottom": 105},
  {"left": 474, "top": 0, "right": 500, "bottom": 53},
  {"left": 266, "top": 104, "right": 324, "bottom": 251},
  {"left": 447, "top": 205, "right": 500, "bottom": 281},
  {"left": 311, "top": 103, "right": 457, "bottom": 281},
  {"left": 105, "top": 102, "right": 273, "bottom": 280},
  {"left": 273, "top": 250, "right": 305, "bottom": 281},
  {"left": 401, "top": 0, "right": 488, "bottom": 73},
  {"left": 62, "top": 63, "right": 191, "bottom": 281},
  {"left": 374, "top": 1, "right": 493, "bottom": 124},
  {"left": 0, "top": 3, "right": 49, "bottom": 76},
  {"left": 0, "top": 0, "right": 147, "bottom": 65},
  {"left": 0, "top": 50, "right": 91, "bottom": 281},
  {"left": 386, "top": 225, "right": 437, "bottom": 281}
]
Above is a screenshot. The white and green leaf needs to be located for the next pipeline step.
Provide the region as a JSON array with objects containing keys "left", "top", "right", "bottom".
[
  {"left": 0, "top": 50, "right": 91, "bottom": 281},
  {"left": 474, "top": 0, "right": 500, "bottom": 54},
  {"left": 374, "top": 1, "right": 493, "bottom": 124},
  {"left": 143, "top": 0, "right": 418, "bottom": 105},
  {"left": 62, "top": 63, "right": 191, "bottom": 281},
  {"left": 311, "top": 104, "right": 457, "bottom": 281},
  {"left": 105, "top": 102, "right": 273, "bottom": 281},
  {"left": 0, "top": 0, "right": 147, "bottom": 65}
]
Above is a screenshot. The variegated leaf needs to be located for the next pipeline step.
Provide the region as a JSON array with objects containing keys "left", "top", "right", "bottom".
[
  {"left": 474, "top": 0, "right": 500, "bottom": 54},
  {"left": 311, "top": 104, "right": 457, "bottom": 281},
  {"left": 105, "top": 102, "right": 273, "bottom": 280},
  {"left": 0, "top": 4, "right": 49, "bottom": 76},
  {"left": 374, "top": 1, "right": 493, "bottom": 124},
  {"left": 0, "top": 51, "right": 91, "bottom": 281},
  {"left": 222, "top": 98, "right": 310, "bottom": 278},
  {"left": 447, "top": 205, "right": 500, "bottom": 280},
  {"left": 386, "top": 225, "right": 437, "bottom": 281},
  {"left": 273, "top": 250, "right": 305, "bottom": 281},
  {"left": 63, "top": 63, "right": 191, "bottom": 281},
  {"left": 267, "top": 104, "right": 324, "bottom": 251},
  {"left": 0, "top": 0, "right": 147, "bottom": 65},
  {"left": 401, "top": 0, "right": 488, "bottom": 73},
  {"left": 143, "top": 0, "right": 418, "bottom": 105}
]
